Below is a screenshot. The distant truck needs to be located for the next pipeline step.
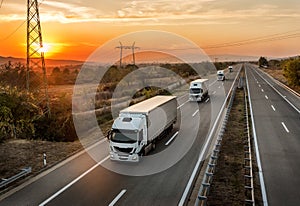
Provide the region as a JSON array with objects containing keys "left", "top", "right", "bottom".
[
  {"left": 228, "top": 65, "right": 233, "bottom": 72},
  {"left": 189, "top": 79, "right": 209, "bottom": 102},
  {"left": 107, "top": 95, "right": 177, "bottom": 162},
  {"left": 217, "top": 70, "right": 225, "bottom": 81}
]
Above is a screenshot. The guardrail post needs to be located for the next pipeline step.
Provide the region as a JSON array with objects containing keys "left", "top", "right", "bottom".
[{"left": 43, "top": 153, "right": 47, "bottom": 166}]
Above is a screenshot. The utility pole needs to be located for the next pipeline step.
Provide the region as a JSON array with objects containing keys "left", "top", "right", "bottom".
[
  {"left": 115, "top": 42, "right": 139, "bottom": 68},
  {"left": 27, "top": 0, "right": 51, "bottom": 117},
  {"left": 132, "top": 42, "right": 136, "bottom": 65}
]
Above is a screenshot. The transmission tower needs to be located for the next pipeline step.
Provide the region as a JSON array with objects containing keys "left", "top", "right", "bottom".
[
  {"left": 115, "top": 42, "right": 140, "bottom": 68},
  {"left": 27, "top": 0, "right": 50, "bottom": 116}
]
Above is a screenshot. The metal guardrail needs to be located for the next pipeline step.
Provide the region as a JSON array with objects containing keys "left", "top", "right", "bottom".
[
  {"left": 0, "top": 167, "right": 31, "bottom": 189},
  {"left": 244, "top": 83, "right": 255, "bottom": 205},
  {"left": 195, "top": 86, "right": 237, "bottom": 206}
]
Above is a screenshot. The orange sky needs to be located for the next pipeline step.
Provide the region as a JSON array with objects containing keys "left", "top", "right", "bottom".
[{"left": 0, "top": 0, "right": 300, "bottom": 61}]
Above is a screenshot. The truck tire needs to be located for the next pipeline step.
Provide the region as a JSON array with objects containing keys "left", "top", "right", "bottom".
[{"left": 152, "top": 142, "right": 156, "bottom": 150}]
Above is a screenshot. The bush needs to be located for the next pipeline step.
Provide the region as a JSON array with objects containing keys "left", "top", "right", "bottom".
[
  {"left": 34, "top": 113, "right": 77, "bottom": 142},
  {"left": 283, "top": 59, "right": 300, "bottom": 86}
]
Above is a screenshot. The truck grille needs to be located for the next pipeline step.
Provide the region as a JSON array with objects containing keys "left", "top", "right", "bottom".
[{"left": 115, "top": 147, "right": 133, "bottom": 153}]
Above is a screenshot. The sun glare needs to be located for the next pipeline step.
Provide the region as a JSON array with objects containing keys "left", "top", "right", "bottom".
[{"left": 39, "top": 43, "right": 51, "bottom": 53}]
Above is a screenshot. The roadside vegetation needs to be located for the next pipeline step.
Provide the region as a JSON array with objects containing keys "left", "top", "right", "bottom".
[
  {"left": 259, "top": 56, "right": 300, "bottom": 93},
  {"left": 0, "top": 61, "right": 206, "bottom": 186}
]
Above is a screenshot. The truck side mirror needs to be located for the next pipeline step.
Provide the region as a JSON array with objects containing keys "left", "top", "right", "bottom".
[{"left": 106, "top": 130, "right": 112, "bottom": 140}]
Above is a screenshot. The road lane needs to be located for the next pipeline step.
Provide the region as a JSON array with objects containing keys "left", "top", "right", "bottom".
[
  {"left": 0, "top": 65, "right": 241, "bottom": 205},
  {"left": 246, "top": 63, "right": 300, "bottom": 206}
]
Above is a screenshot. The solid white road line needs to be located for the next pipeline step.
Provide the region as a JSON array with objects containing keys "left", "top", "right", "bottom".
[
  {"left": 205, "top": 98, "right": 210, "bottom": 103},
  {"left": 271, "top": 105, "right": 276, "bottom": 111},
  {"left": 179, "top": 65, "right": 242, "bottom": 206},
  {"left": 265, "top": 95, "right": 268, "bottom": 100},
  {"left": 281, "top": 122, "right": 290, "bottom": 133},
  {"left": 253, "top": 68, "right": 300, "bottom": 114},
  {"left": 261, "top": 89, "right": 264, "bottom": 92},
  {"left": 192, "top": 109, "right": 199, "bottom": 117},
  {"left": 109, "top": 189, "right": 127, "bottom": 206},
  {"left": 246, "top": 67, "right": 268, "bottom": 206},
  {"left": 177, "top": 100, "right": 189, "bottom": 109},
  {"left": 39, "top": 156, "right": 110, "bottom": 206},
  {"left": 165, "top": 131, "right": 179, "bottom": 146}
]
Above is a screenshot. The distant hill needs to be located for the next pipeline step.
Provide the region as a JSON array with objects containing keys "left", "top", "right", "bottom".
[
  {"left": 0, "top": 56, "right": 84, "bottom": 67},
  {"left": 208, "top": 54, "right": 260, "bottom": 62}
]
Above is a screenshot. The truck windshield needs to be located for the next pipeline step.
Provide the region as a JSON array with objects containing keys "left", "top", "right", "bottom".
[
  {"left": 111, "top": 129, "right": 137, "bottom": 143},
  {"left": 218, "top": 74, "right": 224, "bottom": 76},
  {"left": 190, "top": 88, "right": 202, "bottom": 94}
]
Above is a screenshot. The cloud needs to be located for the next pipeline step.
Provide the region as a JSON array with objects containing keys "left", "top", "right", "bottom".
[{"left": 0, "top": 0, "right": 299, "bottom": 26}]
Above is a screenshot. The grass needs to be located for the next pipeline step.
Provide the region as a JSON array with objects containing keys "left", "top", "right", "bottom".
[
  {"left": 0, "top": 139, "right": 83, "bottom": 190},
  {"left": 206, "top": 71, "right": 263, "bottom": 205},
  {"left": 262, "top": 68, "right": 300, "bottom": 94}
]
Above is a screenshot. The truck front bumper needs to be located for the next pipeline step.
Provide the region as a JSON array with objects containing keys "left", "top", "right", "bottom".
[{"left": 110, "top": 152, "right": 140, "bottom": 162}]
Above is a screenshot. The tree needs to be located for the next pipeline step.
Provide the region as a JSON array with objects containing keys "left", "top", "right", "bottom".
[
  {"left": 63, "top": 68, "right": 70, "bottom": 75},
  {"left": 283, "top": 59, "right": 300, "bottom": 86},
  {"left": 258, "top": 57, "right": 268, "bottom": 67},
  {"left": 0, "top": 106, "right": 14, "bottom": 141}
]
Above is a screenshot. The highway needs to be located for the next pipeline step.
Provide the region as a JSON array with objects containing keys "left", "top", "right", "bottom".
[
  {"left": 245, "top": 63, "right": 300, "bottom": 206},
  {"left": 0, "top": 65, "right": 241, "bottom": 206}
]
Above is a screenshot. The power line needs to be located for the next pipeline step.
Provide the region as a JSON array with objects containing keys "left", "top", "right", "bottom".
[
  {"left": 203, "top": 31, "right": 300, "bottom": 49},
  {"left": 144, "top": 30, "right": 300, "bottom": 51},
  {"left": 0, "top": 0, "right": 45, "bottom": 41},
  {"left": 203, "top": 29, "right": 300, "bottom": 48}
]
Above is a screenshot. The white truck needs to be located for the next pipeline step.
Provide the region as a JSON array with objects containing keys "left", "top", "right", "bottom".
[
  {"left": 217, "top": 70, "right": 225, "bottom": 81},
  {"left": 107, "top": 95, "right": 177, "bottom": 162},
  {"left": 189, "top": 79, "right": 209, "bottom": 102}
]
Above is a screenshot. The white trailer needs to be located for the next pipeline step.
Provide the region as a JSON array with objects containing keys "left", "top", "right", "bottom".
[
  {"left": 107, "top": 95, "right": 177, "bottom": 162},
  {"left": 217, "top": 70, "right": 225, "bottom": 81},
  {"left": 189, "top": 79, "right": 209, "bottom": 102}
]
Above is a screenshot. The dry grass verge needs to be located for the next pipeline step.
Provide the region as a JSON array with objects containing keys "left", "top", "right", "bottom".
[{"left": 0, "top": 139, "right": 83, "bottom": 192}]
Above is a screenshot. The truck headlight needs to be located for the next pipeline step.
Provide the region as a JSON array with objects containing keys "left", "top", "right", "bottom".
[
  {"left": 110, "top": 154, "right": 114, "bottom": 158},
  {"left": 132, "top": 156, "right": 137, "bottom": 160}
]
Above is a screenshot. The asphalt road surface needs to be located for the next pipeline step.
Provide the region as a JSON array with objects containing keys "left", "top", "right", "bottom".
[
  {"left": 245, "top": 63, "right": 300, "bottom": 206},
  {"left": 0, "top": 65, "right": 241, "bottom": 206}
]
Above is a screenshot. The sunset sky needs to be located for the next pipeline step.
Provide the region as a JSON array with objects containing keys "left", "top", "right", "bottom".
[{"left": 0, "top": 0, "right": 300, "bottom": 61}]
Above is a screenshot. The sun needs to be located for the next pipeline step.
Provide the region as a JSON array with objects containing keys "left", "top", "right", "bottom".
[{"left": 39, "top": 43, "right": 51, "bottom": 53}]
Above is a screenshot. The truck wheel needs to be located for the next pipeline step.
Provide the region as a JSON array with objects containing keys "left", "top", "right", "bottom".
[{"left": 152, "top": 142, "right": 156, "bottom": 150}]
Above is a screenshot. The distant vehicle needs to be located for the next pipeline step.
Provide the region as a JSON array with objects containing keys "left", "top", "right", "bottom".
[
  {"left": 189, "top": 79, "right": 209, "bottom": 102},
  {"left": 217, "top": 70, "right": 225, "bottom": 81},
  {"left": 107, "top": 95, "right": 177, "bottom": 162},
  {"left": 228, "top": 65, "right": 233, "bottom": 72}
]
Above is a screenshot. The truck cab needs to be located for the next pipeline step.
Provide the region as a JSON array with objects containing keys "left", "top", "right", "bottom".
[
  {"left": 217, "top": 70, "right": 225, "bottom": 81},
  {"left": 108, "top": 114, "right": 147, "bottom": 162},
  {"left": 189, "top": 79, "right": 209, "bottom": 102}
]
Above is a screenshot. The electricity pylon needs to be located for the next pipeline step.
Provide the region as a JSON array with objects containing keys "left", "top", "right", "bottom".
[
  {"left": 26, "top": 0, "right": 50, "bottom": 117},
  {"left": 115, "top": 42, "right": 139, "bottom": 68}
]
